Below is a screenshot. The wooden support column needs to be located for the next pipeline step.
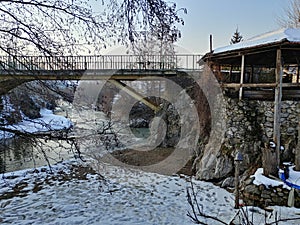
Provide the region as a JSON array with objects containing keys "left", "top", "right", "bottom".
[
  {"left": 239, "top": 55, "right": 245, "bottom": 100},
  {"left": 230, "top": 65, "right": 233, "bottom": 82},
  {"left": 273, "top": 48, "right": 283, "bottom": 171},
  {"left": 297, "top": 65, "right": 300, "bottom": 83},
  {"left": 296, "top": 122, "right": 300, "bottom": 171}
]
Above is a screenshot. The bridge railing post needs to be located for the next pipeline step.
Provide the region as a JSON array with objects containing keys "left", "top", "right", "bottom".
[
  {"left": 193, "top": 55, "right": 195, "bottom": 70},
  {"left": 84, "top": 56, "right": 87, "bottom": 70}
]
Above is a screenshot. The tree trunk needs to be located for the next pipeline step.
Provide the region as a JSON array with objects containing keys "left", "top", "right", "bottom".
[{"left": 262, "top": 147, "right": 278, "bottom": 177}]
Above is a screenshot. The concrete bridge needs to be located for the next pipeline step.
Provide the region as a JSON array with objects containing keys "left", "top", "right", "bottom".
[{"left": 0, "top": 54, "right": 202, "bottom": 111}]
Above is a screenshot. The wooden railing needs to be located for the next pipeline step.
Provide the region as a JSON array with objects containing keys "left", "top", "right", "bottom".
[{"left": 0, "top": 54, "right": 202, "bottom": 71}]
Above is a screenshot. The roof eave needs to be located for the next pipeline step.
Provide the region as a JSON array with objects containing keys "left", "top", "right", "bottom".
[{"left": 201, "top": 39, "right": 296, "bottom": 62}]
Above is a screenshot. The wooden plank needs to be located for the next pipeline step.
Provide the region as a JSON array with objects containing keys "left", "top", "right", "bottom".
[
  {"left": 222, "top": 83, "right": 277, "bottom": 88},
  {"left": 239, "top": 55, "right": 245, "bottom": 100},
  {"left": 222, "top": 82, "right": 300, "bottom": 88}
]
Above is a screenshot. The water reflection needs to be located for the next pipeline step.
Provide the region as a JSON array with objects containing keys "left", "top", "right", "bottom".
[{"left": 0, "top": 137, "right": 73, "bottom": 173}]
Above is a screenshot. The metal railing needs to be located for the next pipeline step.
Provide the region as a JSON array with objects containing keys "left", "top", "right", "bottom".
[{"left": 0, "top": 54, "right": 202, "bottom": 71}]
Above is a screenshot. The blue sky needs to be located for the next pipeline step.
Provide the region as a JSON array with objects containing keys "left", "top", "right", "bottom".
[
  {"left": 173, "top": 0, "right": 290, "bottom": 54},
  {"left": 100, "top": 0, "right": 290, "bottom": 55}
]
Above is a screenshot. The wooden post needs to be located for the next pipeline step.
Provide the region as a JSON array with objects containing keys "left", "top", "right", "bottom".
[
  {"left": 273, "top": 48, "right": 283, "bottom": 172},
  {"left": 210, "top": 34, "right": 213, "bottom": 53},
  {"left": 230, "top": 65, "right": 233, "bottom": 82},
  {"left": 297, "top": 65, "right": 300, "bottom": 83},
  {"left": 296, "top": 122, "right": 300, "bottom": 171},
  {"left": 234, "top": 160, "right": 240, "bottom": 209},
  {"left": 262, "top": 147, "right": 277, "bottom": 176},
  {"left": 239, "top": 55, "right": 245, "bottom": 100},
  {"left": 234, "top": 152, "right": 243, "bottom": 208}
]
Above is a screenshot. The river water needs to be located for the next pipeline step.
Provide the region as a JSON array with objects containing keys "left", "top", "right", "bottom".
[
  {"left": 0, "top": 80, "right": 165, "bottom": 173},
  {"left": 0, "top": 136, "right": 74, "bottom": 173},
  {"left": 0, "top": 107, "right": 151, "bottom": 173}
]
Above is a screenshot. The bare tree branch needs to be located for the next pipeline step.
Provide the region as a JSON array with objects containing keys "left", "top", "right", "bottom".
[{"left": 277, "top": 0, "right": 300, "bottom": 28}]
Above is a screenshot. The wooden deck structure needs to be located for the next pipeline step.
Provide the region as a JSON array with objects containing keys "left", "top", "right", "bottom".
[
  {"left": 201, "top": 28, "right": 300, "bottom": 172},
  {"left": 202, "top": 29, "right": 300, "bottom": 101}
]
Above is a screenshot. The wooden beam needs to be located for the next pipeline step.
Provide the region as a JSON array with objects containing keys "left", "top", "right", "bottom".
[
  {"left": 108, "top": 79, "right": 160, "bottom": 112},
  {"left": 222, "top": 83, "right": 277, "bottom": 88},
  {"left": 273, "top": 48, "right": 283, "bottom": 170},
  {"left": 239, "top": 55, "right": 245, "bottom": 100},
  {"left": 222, "top": 82, "right": 300, "bottom": 88}
]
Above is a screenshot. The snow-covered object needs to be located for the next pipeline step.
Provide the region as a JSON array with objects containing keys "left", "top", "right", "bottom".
[
  {"left": 269, "top": 141, "right": 276, "bottom": 148},
  {"left": 0, "top": 108, "right": 72, "bottom": 139},
  {"left": 214, "top": 28, "right": 300, "bottom": 54},
  {"left": 252, "top": 168, "right": 290, "bottom": 189},
  {"left": 279, "top": 165, "right": 300, "bottom": 190}
]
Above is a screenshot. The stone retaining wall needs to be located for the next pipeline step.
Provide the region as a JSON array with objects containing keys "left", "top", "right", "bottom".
[
  {"left": 196, "top": 96, "right": 299, "bottom": 182},
  {"left": 241, "top": 177, "right": 300, "bottom": 208},
  {"left": 224, "top": 98, "right": 299, "bottom": 168}
]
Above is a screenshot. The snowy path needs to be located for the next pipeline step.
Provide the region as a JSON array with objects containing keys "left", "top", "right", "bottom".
[{"left": 1, "top": 161, "right": 300, "bottom": 225}]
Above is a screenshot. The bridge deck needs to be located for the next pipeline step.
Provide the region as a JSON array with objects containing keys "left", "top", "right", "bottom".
[
  {"left": 0, "top": 69, "right": 185, "bottom": 80},
  {"left": 0, "top": 54, "right": 202, "bottom": 95}
]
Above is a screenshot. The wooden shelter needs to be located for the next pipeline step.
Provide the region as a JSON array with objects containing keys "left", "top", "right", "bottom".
[
  {"left": 202, "top": 28, "right": 300, "bottom": 174},
  {"left": 202, "top": 28, "right": 300, "bottom": 100}
]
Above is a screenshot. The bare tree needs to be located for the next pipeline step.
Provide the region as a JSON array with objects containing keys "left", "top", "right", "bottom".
[
  {"left": 0, "top": 0, "right": 186, "bottom": 172},
  {"left": 277, "top": 0, "right": 300, "bottom": 28},
  {"left": 0, "top": 0, "right": 186, "bottom": 56},
  {"left": 106, "top": 0, "right": 186, "bottom": 44}
]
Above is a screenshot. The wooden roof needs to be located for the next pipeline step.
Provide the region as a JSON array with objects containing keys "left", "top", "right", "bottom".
[{"left": 202, "top": 28, "right": 300, "bottom": 66}]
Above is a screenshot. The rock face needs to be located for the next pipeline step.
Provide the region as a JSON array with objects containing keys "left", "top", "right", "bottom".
[
  {"left": 159, "top": 103, "right": 180, "bottom": 147},
  {"left": 99, "top": 73, "right": 299, "bottom": 182},
  {"left": 195, "top": 96, "right": 300, "bottom": 181},
  {"left": 0, "top": 81, "right": 74, "bottom": 125}
]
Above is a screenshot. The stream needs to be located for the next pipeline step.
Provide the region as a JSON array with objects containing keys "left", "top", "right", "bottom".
[{"left": 0, "top": 106, "right": 151, "bottom": 174}]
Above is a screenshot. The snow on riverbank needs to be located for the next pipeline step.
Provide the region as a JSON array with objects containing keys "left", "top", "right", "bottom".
[
  {"left": 1, "top": 161, "right": 300, "bottom": 225},
  {"left": 0, "top": 108, "right": 72, "bottom": 139}
]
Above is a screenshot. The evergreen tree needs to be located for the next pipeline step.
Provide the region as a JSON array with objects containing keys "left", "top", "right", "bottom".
[{"left": 230, "top": 28, "right": 243, "bottom": 44}]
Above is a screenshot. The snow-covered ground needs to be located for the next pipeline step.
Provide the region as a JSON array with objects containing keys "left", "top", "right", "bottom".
[
  {"left": 1, "top": 102, "right": 300, "bottom": 224},
  {"left": 1, "top": 161, "right": 300, "bottom": 225},
  {"left": 0, "top": 108, "right": 72, "bottom": 139}
]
